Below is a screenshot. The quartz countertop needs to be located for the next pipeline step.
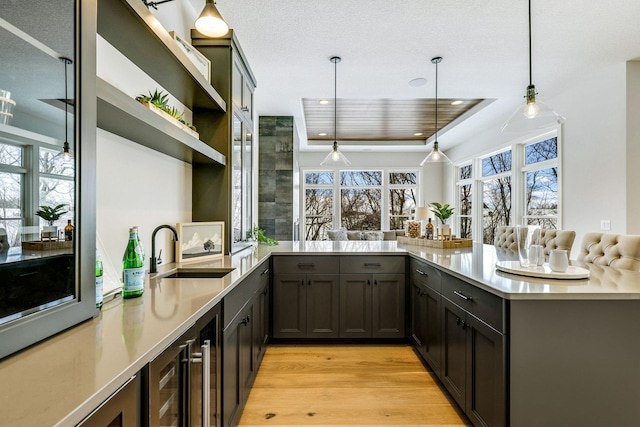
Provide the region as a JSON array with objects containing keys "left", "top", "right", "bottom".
[{"left": 2, "top": 241, "right": 639, "bottom": 426}]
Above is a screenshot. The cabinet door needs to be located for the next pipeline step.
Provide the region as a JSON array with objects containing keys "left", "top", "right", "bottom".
[
  {"left": 78, "top": 375, "right": 139, "bottom": 427},
  {"left": 423, "top": 285, "right": 442, "bottom": 375},
  {"left": 222, "top": 322, "right": 240, "bottom": 427},
  {"left": 339, "top": 274, "right": 372, "bottom": 338},
  {"left": 465, "top": 316, "right": 506, "bottom": 427},
  {"left": 411, "top": 281, "right": 429, "bottom": 357},
  {"left": 254, "top": 267, "right": 270, "bottom": 365},
  {"left": 441, "top": 298, "right": 467, "bottom": 410},
  {"left": 232, "top": 60, "right": 243, "bottom": 110},
  {"left": 273, "top": 274, "right": 306, "bottom": 338},
  {"left": 372, "top": 273, "right": 405, "bottom": 338},
  {"left": 239, "top": 303, "right": 255, "bottom": 405},
  {"left": 306, "top": 274, "right": 340, "bottom": 338},
  {"left": 242, "top": 78, "right": 253, "bottom": 118}
]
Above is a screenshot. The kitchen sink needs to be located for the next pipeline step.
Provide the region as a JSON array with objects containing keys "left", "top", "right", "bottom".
[{"left": 163, "top": 268, "right": 235, "bottom": 279}]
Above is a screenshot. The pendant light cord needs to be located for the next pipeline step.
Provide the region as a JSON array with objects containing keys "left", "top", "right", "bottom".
[
  {"left": 334, "top": 57, "right": 337, "bottom": 145},
  {"left": 61, "top": 57, "right": 72, "bottom": 144},
  {"left": 528, "top": 0, "right": 532, "bottom": 86},
  {"left": 435, "top": 59, "right": 438, "bottom": 143}
]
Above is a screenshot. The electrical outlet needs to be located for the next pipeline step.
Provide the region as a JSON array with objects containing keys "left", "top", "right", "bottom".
[{"left": 600, "top": 220, "right": 611, "bottom": 231}]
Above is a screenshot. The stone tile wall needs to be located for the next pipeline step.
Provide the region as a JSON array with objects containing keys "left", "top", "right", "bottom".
[{"left": 258, "top": 116, "right": 296, "bottom": 240}]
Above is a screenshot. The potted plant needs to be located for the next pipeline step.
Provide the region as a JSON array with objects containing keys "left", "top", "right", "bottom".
[
  {"left": 36, "top": 204, "right": 67, "bottom": 239},
  {"left": 429, "top": 202, "right": 454, "bottom": 238},
  {"left": 135, "top": 89, "right": 198, "bottom": 138}
]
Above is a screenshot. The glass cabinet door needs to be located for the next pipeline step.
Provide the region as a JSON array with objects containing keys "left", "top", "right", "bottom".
[{"left": 231, "top": 113, "right": 254, "bottom": 253}]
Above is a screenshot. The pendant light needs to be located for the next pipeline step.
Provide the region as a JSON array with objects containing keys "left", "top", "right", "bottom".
[
  {"left": 321, "top": 56, "right": 351, "bottom": 166},
  {"left": 195, "top": 0, "right": 229, "bottom": 38},
  {"left": 61, "top": 57, "right": 72, "bottom": 163},
  {"left": 501, "top": 0, "right": 565, "bottom": 132},
  {"left": 420, "top": 57, "right": 451, "bottom": 166}
]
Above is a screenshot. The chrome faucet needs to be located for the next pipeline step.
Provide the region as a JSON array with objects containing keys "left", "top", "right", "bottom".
[{"left": 150, "top": 224, "right": 179, "bottom": 273}]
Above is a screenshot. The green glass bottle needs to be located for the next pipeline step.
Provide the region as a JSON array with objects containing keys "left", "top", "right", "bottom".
[
  {"left": 122, "top": 227, "right": 145, "bottom": 298},
  {"left": 96, "top": 249, "right": 104, "bottom": 309}
]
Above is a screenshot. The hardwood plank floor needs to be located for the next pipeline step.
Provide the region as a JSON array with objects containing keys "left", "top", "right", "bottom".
[{"left": 239, "top": 345, "right": 471, "bottom": 426}]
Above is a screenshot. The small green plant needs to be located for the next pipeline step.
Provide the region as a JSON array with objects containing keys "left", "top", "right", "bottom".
[
  {"left": 136, "top": 89, "right": 197, "bottom": 132},
  {"left": 429, "top": 202, "right": 454, "bottom": 226},
  {"left": 36, "top": 204, "right": 68, "bottom": 226},
  {"left": 249, "top": 226, "right": 278, "bottom": 246}
]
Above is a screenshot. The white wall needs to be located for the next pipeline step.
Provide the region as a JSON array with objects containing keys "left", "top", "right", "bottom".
[
  {"left": 96, "top": 9, "right": 198, "bottom": 294},
  {"left": 626, "top": 61, "right": 640, "bottom": 234},
  {"left": 445, "top": 61, "right": 633, "bottom": 255}
]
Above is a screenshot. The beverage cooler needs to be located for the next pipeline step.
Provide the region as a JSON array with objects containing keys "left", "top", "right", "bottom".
[{"left": 146, "top": 303, "right": 221, "bottom": 427}]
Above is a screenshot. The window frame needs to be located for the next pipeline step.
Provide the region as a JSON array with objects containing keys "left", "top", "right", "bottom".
[
  {"left": 454, "top": 127, "right": 562, "bottom": 244},
  {"left": 301, "top": 167, "right": 420, "bottom": 240}
]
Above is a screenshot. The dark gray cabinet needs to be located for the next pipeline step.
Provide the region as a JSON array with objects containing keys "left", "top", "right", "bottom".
[
  {"left": 77, "top": 375, "right": 140, "bottom": 427},
  {"left": 410, "top": 259, "right": 442, "bottom": 374},
  {"left": 440, "top": 274, "right": 507, "bottom": 427},
  {"left": 221, "top": 260, "right": 269, "bottom": 427},
  {"left": 272, "top": 256, "right": 340, "bottom": 338},
  {"left": 339, "top": 256, "right": 406, "bottom": 339}
]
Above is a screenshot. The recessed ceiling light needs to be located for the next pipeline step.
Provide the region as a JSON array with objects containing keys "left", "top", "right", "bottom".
[
  {"left": 451, "top": 100, "right": 464, "bottom": 105},
  {"left": 414, "top": 132, "right": 423, "bottom": 136},
  {"left": 319, "top": 100, "right": 329, "bottom": 104},
  {"left": 318, "top": 132, "right": 327, "bottom": 136},
  {"left": 409, "top": 78, "right": 428, "bottom": 87}
]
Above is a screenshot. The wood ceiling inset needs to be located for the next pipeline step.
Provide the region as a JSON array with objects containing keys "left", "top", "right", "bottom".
[{"left": 303, "top": 98, "right": 483, "bottom": 145}]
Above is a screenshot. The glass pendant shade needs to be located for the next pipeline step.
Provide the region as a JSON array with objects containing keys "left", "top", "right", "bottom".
[
  {"left": 195, "top": 0, "right": 229, "bottom": 37},
  {"left": 501, "top": 85, "right": 565, "bottom": 132},
  {"left": 321, "top": 141, "right": 351, "bottom": 166},
  {"left": 420, "top": 141, "right": 451, "bottom": 166}
]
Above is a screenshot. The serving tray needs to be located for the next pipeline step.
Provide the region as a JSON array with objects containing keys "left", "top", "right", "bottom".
[{"left": 495, "top": 260, "right": 590, "bottom": 279}]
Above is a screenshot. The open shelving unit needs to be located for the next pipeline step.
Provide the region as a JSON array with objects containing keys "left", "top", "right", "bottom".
[
  {"left": 96, "top": 78, "right": 225, "bottom": 165},
  {"left": 96, "top": 0, "right": 226, "bottom": 165}
]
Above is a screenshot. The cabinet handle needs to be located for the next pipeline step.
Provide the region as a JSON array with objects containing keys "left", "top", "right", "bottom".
[
  {"left": 261, "top": 268, "right": 270, "bottom": 275},
  {"left": 308, "top": 280, "right": 311, "bottom": 286},
  {"left": 415, "top": 269, "right": 428, "bottom": 277},
  {"left": 201, "top": 340, "right": 211, "bottom": 427},
  {"left": 241, "top": 106, "right": 249, "bottom": 112},
  {"left": 453, "top": 290, "right": 473, "bottom": 301},
  {"left": 240, "top": 315, "right": 250, "bottom": 326},
  {"left": 301, "top": 279, "right": 305, "bottom": 286},
  {"left": 298, "top": 263, "right": 315, "bottom": 268},
  {"left": 263, "top": 287, "right": 269, "bottom": 295},
  {"left": 374, "top": 280, "right": 378, "bottom": 286},
  {"left": 367, "top": 280, "right": 371, "bottom": 286},
  {"left": 455, "top": 317, "right": 469, "bottom": 330},
  {"left": 364, "top": 263, "right": 382, "bottom": 267}
]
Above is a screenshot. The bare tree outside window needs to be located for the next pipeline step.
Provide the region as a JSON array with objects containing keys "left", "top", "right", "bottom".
[
  {"left": 0, "top": 143, "right": 23, "bottom": 246},
  {"left": 524, "top": 138, "right": 558, "bottom": 229},
  {"left": 457, "top": 164, "right": 472, "bottom": 239},
  {"left": 38, "top": 147, "right": 75, "bottom": 229},
  {"left": 340, "top": 171, "right": 382, "bottom": 231},
  {"left": 482, "top": 151, "right": 512, "bottom": 244},
  {"left": 304, "top": 172, "right": 334, "bottom": 240},
  {"left": 389, "top": 172, "right": 417, "bottom": 230}
]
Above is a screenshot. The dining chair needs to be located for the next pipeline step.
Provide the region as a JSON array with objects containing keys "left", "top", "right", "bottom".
[
  {"left": 576, "top": 232, "right": 640, "bottom": 270},
  {"left": 537, "top": 229, "right": 576, "bottom": 260}
]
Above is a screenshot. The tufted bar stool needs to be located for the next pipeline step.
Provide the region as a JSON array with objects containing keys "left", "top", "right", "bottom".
[
  {"left": 493, "top": 226, "right": 520, "bottom": 253},
  {"left": 577, "top": 232, "right": 640, "bottom": 270},
  {"left": 538, "top": 229, "right": 576, "bottom": 260}
]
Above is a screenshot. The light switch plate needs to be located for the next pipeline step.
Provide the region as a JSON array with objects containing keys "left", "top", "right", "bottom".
[{"left": 600, "top": 220, "right": 611, "bottom": 230}]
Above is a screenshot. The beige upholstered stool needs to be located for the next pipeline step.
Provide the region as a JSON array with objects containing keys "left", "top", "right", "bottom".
[
  {"left": 538, "top": 229, "right": 576, "bottom": 260},
  {"left": 493, "top": 226, "right": 520, "bottom": 253},
  {"left": 577, "top": 232, "right": 640, "bottom": 270}
]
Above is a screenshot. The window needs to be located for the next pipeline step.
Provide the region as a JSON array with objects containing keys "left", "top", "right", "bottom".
[
  {"left": 481, "top": 150, "right": 512, "bottom": 244},
  {"left": 0, "top": 143, "right": 24, "bottom": 247},
  {"left": 523, "top": 137, "right": 558, "bottom": 228},
  {"left": 39, "top": 147, "right": 75, "bottom": 231},
  {"left": 456, "top": 164, "right": 472, "bottom": 239},
  {"left": 302, "top": 168, "right": 419, "bottom": 240},
  {"left": 454, "top": 130, "right": 561, "bottom": 245}
]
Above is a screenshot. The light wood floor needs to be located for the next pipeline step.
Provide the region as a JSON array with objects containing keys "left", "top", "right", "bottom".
[{"left": 238, "top": 345, "right": 471, "bottom": 426}]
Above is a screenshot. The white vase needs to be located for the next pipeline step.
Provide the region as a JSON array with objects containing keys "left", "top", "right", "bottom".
[{"left": 42, "top": 225, "right": 57, "bottom": 240}]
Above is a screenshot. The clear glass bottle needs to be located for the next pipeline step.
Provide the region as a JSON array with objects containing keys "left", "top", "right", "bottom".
[
  {"left": 122, "top": 227, "right": 145, "bottom": 298},
  {"left": 96, "top": 249, "right": 103, "bottom": 309},
  {"left": 64, "top": 219, "right": 74, "bottom": 241}
]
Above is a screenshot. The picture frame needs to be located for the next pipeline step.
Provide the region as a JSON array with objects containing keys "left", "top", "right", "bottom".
[
  {"left": 170, "top": 31, "right": 211, "bottom": 83},
  {"left": 175, "top": 221, "right": 224, "bottom": 263}
]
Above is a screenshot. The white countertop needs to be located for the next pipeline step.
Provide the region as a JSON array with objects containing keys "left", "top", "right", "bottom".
[{"left": 1, "top": 241, "right": 639, "bottom": 426}]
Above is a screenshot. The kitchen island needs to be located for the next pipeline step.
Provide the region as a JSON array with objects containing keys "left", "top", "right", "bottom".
[{"left": 0, "top": 241, "right": 638, "bottom": 426}]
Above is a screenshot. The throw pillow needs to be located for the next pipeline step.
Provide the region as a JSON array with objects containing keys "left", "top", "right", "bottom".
[
  {"left": 347, "top": 231, "right": 363, "bottom": 240},
  {"left": 327, "top": 228, "right": 347, "bottom": 241},
  {"left": 383, "top": 231, "right": 397, "bottom": 241},
  {"left": 363, "top": 231, "right": 384, "bottom": 241}
]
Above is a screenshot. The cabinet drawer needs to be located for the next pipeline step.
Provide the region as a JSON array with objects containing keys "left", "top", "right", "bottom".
[
  {"left": 340, "top": 256, "right": 405, "bottom": 274},
  {"left": 273, "top": 255, "right": 339, "bottom": 274},
  {"left": 224, "top": 261, "right": 267, "bottom": 329},
  {"left": 410, "top": 258, "right": 441, "bottom": 292},
  {"left": 441, "top": 273, "right": 506, "bottom": 333}
]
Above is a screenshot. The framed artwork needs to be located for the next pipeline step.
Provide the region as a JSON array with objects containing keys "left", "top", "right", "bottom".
[
  {"left": 176, "top": 221, "right": 224, "bottom": 263},
  {"left": 170, "top": 31, "right": 211, "bottom": 83}
]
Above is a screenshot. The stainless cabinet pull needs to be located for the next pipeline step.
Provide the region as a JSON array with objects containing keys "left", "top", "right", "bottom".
[
  {"left": 415, "top": 269, "right": 428, "bottom": 276},
  {"left": 241, "top": 106, "right": 249, "bottom": 112},
  {"left": 453, "top": 290, "right": 473, "bottom": 301},
  {"left": 201, "top": 340, "right": 211, "bottom": 427},
  {"left": 364, "top": 263, "right": 382, "bottom": 267},
  {"left": 261, "top": 268, "right": 270, "bottom": 275}
]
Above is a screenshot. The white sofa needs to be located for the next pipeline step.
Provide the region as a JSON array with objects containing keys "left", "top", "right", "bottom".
[{"left": 326, "top": 229, "right": 405, "bottom": 241}]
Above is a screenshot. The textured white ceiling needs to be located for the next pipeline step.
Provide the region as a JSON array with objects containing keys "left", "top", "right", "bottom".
[{"left": 197, "top": 0, "right": 640, "bottom": 151}]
